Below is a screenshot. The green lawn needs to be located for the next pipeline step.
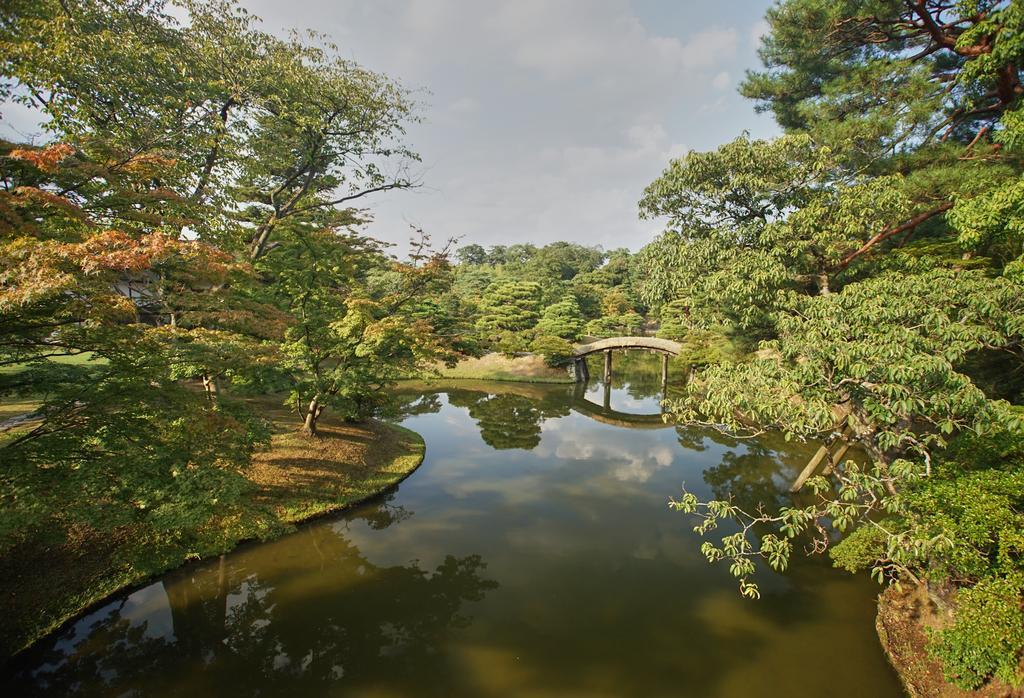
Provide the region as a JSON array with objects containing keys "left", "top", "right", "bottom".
[
  {"left": 0, "top": 351, "right": 103, "bottom": 376},
  {"left": 425, "top": 352, "right": 573, "bottom": 384}
]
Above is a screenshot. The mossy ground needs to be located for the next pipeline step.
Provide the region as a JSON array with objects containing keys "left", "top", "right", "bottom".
[
  {"left": 0, "top": 394, "right": 425, "bottom": 660},
  {"left": 876, "top": 585, "right": 1023, "bottom": 698}
]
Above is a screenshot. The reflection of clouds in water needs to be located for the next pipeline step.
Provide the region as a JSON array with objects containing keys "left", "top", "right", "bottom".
[
  {"left": 610, "top": 444, "right": 674, "bottom": 483},
  {"left": 538, "top": 415, "right": 566, "bottom": 433},
  {"left": 548, "top": 426, "right": 676, "bottom": 482},
  {"left": 442, "top": 414, "right": 475, "bottom": 432},
  {"left": 348, "top": 394, "right": 756, "bottom": 585},
  {"left": 9, "top": 372, "right": 899, "bottom": 698},
  {"left": 119, "top": 583, "right": 175, "bottom": 641}
]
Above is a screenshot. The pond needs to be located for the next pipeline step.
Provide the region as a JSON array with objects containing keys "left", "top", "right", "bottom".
[{"left": 3, "top": 352, "right": 903, "bottom": 697}]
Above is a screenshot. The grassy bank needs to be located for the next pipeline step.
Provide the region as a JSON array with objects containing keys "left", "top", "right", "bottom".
[
  {"left": 0, "top": 396, "right": 425, "bottom": 659},
  {"left": 426, "top": 352, "right": 574, "bottom": 383}
]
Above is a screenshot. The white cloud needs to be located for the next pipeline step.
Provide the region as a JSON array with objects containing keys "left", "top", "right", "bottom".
[
  {"left": 665, "top": 142, "right": 690, "bottom": 161},
  {"left": 699, "top": 96, "right": 729, "bottom": 114},
  {"left": 205, "top": 0, "right": 779, "bottom": 251},
  {"left": 448, "top": 96, "right": 480, "bottom": 115},
  {"left": 677, "top": 27, "right": 739, "bottom": 69},
  {"left": 750, "top": 18, "right": 770, "bottom": 47}
]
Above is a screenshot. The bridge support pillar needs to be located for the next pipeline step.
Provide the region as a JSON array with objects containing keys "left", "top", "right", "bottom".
[
  {"left": 661, "top": 354, "right": 669, "bottom": 388},
  {"left": 573, "top": 357, "right": 589, "bottom": 383},
  {"left": 603, "top": 350, "right": 612, "bottom": 384}
]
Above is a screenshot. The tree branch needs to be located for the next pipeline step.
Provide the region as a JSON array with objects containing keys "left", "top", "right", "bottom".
[{"left": 835, "top": 201, "right": 954, "bottom": 271}]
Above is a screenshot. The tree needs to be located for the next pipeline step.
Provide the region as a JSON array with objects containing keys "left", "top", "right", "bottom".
[
  {"left": 456, "top": 243, "right": 487, "bottom": 265},
  {"left": 474, "top": 280, "right": 542, "bottom": 337},
  {"left": 669, "top": 266, "right": 1023, "bottom": 464},
  {"left": 636, "top": 134, "right": 939, "bottom": 324},
  {"left": 485, "top": 245, "right": 509, "bottom": 266},
  {"left": 585, "top": 312, "right": 644, "bottom": 338},
  {"left": 645, "top": 0, "right": 1024, "bottom": 688},
  {"left": 535, "top": 297, "right": 584, "bottom": 341},
  {"left": 0, "top": 140, "right": 269, "bottom": 547},
  {"left": 2, "top": 0, "right": 419, "bottom": 262},
  {"left": 524, "top": 242, "right": 605, "bottom": 283},
  {"left": 743, "top": 0, "right": 1024, "bottom": 147},
  {"left": 0, "top": 0, "right": 431, "bottom": 555},
  {"left": 264, "top": 226, "right": 455, "bottom": 435}
]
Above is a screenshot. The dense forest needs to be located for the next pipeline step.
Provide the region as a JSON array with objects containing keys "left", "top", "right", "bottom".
[{"left": 1, "top": 0, "right": 1023, "bottom": 693}]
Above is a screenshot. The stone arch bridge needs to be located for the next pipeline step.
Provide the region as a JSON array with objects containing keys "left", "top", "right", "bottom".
[{"left": 571, "top": 336, "right": 682, "bottom": 384}]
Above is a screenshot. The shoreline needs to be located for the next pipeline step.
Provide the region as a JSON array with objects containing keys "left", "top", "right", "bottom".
[
  {"left": 421, "top": 352, "right": 575, "bottom": 384},
  {"left": 3, "top": 379, "right": 988, "bottom": 698},
  {"left": 876, "top": 585, "right": 1021, "bottom": 698},
  {"left": 0, "top": 415, "right": 426, "bottom": 662}
]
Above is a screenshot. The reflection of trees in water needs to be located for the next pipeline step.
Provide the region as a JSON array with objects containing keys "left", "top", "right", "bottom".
[
  {"left": 447, "top": 391, "right": 569, "bottom": 451},
  {"left": 674, "top": 426, "right": 817, "bottom": 514},
  {"left": 7, "top": 499, "right": 498, "bottom": 697},
  {"left": 358, "top": 491, "right": 414, "bottom": 530},
  {"left": 388, "top": 392, "right": 444, "bottom": 419},
  {"left": 702, "top": 444, "right": 791, "bottom": 513},
  {"left": 674, "top": 425, "right": 716, "bottom": 452}
]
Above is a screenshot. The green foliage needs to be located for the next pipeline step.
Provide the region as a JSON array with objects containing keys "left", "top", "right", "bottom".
[
  {"left": 0, "top": 364, "right": 269, "bottom": 546},
  {"left": 447, "top": 242, "right": 640, "bottom": 354},
  {"left": 741, "top": 0, "right": 1024, "bottom": 147},
  {"left": 475, "top": 280, "right": 542, "bottom": 336},
  {"left": 456, "top": 244, "right": 487, "bottom": 265},
  {"left": 676, "top": 330, "right": 742, "bottom": 368},
  {"left": 672, "top": 266, "right": 1023, "bottom": 447},
  {"left": 830, "top": 526, "right": 888, "bottom": 575},
  {"left": 651, "top": 1, "right": 1024, "bottom": 690},
  {"left": 535, "top": 297, "right": 585, "bottom": 341},
  {"left": 0, "top": 136, "right": 274, "bottom": 552},
  {"left": 585, "top": 311, "right": 644, "bottom": 338},
  {"left": 265, "top": 227, "right": 456, "bottom": 431},
  {"left": 529, "top": 335, "right": 574, "bottom": 367},
  {"left": 0, "top": 0, "right": 443, "bottom": 559},
  {"left": 656, "top": 300, "right": 692, "bottom": 341},
  {"left": 492, "top": 331, "right": 533, "bottom": 356},
  {"left": 928, "top": 575, "right": 1024, "bottom": 689}
]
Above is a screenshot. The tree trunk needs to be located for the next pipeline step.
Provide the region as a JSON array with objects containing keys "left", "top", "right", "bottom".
[
  {"left": 303, "top": 396, "right": 323, "bottom": 436},
  {"left": 202, "top": 374, "right": 220, "bottom": 403},
  {"left": 791, "top": 442, "right": 832, "bottom": 492},
  {"left": 250, "top": 218, "right": 276, "bottom": 260},
  {"left": 821, "top": 441, "right": 851, "bottom": 476}
]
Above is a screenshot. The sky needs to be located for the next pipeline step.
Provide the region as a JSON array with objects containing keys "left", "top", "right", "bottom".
[{"left": 2, "top": 0, "right": 780, "bottom": 254}]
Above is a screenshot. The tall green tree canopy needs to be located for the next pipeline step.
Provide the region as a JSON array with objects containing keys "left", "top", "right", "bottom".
[
  {"left": 475, "top": 280, "right": 542, "bottom": 336},
  {"left": 2, "top": 0, "right": 419, "bottom": 260},
  {"left": 0, "top": 0, "right": 438, "bottom": 555},
  {"left": 641, "top": 0, "right": 1024, "bottom": 689}
]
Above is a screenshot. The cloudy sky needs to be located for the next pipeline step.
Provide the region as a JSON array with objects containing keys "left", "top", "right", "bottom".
[{"left": 4, "top": 1, "right": 780, "bottom": 253}]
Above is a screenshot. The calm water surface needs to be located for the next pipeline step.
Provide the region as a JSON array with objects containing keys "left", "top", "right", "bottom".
[{"left": 4, "top": 353, "right": 903, "bottom": 697}]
